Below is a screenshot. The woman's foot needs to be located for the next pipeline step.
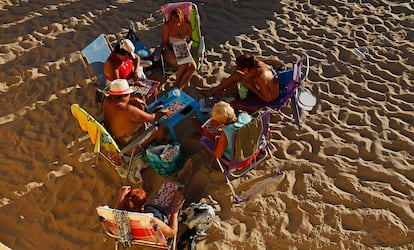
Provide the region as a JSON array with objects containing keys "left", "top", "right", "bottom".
[{"left": 177, "top": 158, "right": 193, "bottom": 186}]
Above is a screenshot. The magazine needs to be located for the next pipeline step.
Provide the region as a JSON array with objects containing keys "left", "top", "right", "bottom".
[{"left": 172, "top": 39, "right": 193, "bottom": 65}]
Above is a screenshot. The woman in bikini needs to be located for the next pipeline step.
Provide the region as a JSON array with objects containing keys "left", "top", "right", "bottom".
[
  {"left": 205, "top": 54, "right": 280, "bottom": 109},
  {"left": 162, "top": 8, "right": 197, "bottom": 90}
]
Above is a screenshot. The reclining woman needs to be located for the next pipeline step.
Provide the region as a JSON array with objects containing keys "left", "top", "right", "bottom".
[
  {"left": 204, "top": 54, "right": 280, "bottom": 109},
  {"left": 114, "top": 158, "right": 193, "bottom": 238},
  {"left": 162, "top": 8, "right": 197, "bottom": 90}
]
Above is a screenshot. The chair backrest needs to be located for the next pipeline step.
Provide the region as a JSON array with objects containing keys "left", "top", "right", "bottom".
[
  {"left": 96, "top": 206, "right": 169, "bottom": 249},
  {"left": 80, "top": 34, "right": 112, "bottom": 89},
  {"left": 227, "top": 110, "right": 270, "bottom": 168},
  {"left": 70, "top": 104, "right": 126, "bottom": 167},
  {"left": 200, "top": 111, "right": 271, "bottom": 170}
]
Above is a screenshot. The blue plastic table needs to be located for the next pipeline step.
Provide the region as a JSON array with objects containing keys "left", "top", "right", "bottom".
[{"left": 147, "top": 88, "right": 203, "bottom": 141}]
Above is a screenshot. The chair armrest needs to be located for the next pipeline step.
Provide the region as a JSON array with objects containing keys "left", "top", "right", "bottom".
[
  {"left": 121, "top": 123, "right": 159, "bottom": 155},
  {"left": 140, "top": 60, "right": 153, "bottom": 68},
  {"left": 303, "top": 54, "right": 310, "bottom": 81}
]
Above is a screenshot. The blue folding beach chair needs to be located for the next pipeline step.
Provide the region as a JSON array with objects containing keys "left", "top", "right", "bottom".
[{"left": 80, "top": 34, "right": 113, "bottom": 103}]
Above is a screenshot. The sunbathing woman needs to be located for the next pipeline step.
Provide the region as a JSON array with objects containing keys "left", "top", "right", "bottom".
[
  {"left": 205, "top": 54, "right": 280, "bottom": 109},
  {"left": 162, "top": 8, "right": 197, "bottom": 90},
  {"left": 114, "top": 158, "right": 193, "bottom": 238}
]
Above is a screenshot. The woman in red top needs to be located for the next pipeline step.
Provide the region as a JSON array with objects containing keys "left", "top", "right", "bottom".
[{"left": 104, "top": 39, "right": 141, "bottom": 87}]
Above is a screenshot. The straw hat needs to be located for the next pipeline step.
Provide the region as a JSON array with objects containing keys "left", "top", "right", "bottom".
[{"left": 108, "top": 79, "right": 133, "bottom": 95}]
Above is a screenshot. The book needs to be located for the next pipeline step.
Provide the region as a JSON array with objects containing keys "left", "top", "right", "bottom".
[
  {"left": 131, "top": 78, "right": 160, "bottom": 98},
  {"left": 151, "top": 180, "right": 180, "bottom": 209},
  {"left": 172, "top": 40, "right": 193, "bottom": 65}
]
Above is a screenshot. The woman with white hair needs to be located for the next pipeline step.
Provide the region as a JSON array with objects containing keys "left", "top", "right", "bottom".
[{"left": 208, "top": 101, "right": 252, "bottom": 159}]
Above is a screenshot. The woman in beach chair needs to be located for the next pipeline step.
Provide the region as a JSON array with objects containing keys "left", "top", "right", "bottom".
[
  {"left": 113, "top": 158, "right": 193, "bottom": 238},
  {"left": 205, "top": 54, "right": 280, "bottom": 109},
  {"left": 162, "top": 8, "right": 197, "bottom": 90},
  {"left": 201, "top": 101, "right": 252, "bottom": 159}
]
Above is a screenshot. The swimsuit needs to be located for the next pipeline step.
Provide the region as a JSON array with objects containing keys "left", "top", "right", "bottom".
[{"left": 106, "top": 53, "right": 134, "bottom": 81}]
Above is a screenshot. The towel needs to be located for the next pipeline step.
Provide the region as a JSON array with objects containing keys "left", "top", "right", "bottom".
[{"left": 235, "top": 116, "right": 263, "bottom": 162}]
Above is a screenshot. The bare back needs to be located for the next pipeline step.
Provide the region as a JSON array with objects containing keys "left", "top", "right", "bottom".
[
  {"left": 254, "top": 62, "right": 279, "bottom": 102},
  {"left": 103, "top": 96, "right": 155, "bottom": 146}
]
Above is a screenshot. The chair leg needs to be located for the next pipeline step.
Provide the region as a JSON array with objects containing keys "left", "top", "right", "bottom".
[
  {"left": 216, "top": 159, "right": 244, "bottom": 203},
  {"left": 95, "top": 153, "right": 99, "bottom": 168},
  {"left": 291, "top": 94, "right": 302, "bottom": 129}
]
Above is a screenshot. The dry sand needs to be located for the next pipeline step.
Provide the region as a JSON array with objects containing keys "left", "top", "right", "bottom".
[{"left": 0, "top": 0, "right": 413, "bottom": 249}]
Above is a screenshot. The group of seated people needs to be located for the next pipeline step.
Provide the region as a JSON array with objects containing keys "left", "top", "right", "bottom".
[{"left": 100, "top": 6, "right": 283, "bottom": 240}]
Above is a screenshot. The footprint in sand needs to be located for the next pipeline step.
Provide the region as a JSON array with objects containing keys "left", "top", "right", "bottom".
[{"left": 47, "top": 164, "right": 73, "bottom": 182}]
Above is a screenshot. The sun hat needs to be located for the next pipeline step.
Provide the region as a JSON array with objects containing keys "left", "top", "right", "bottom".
[
  {"left": 121, "top": 39, "right": 136, "bottom": 59},
  {"left": 108, "top": 79, "right": 134, "bottom": 95}
]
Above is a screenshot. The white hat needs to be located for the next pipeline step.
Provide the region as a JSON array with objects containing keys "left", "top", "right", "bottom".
[
  {"left": 108, "top": 79, "right": 134, "bottom": 95},
  {"left": 121, "top": 39, "right": 136, "bottom": 59}
]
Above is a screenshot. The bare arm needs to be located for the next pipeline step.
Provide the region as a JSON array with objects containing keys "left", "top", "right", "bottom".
[
  {"left": 103, "top": 55, "right": 120, "bottom": 80},
  {"left": 151, "top": 192, "right": 184, "bottom": 238},
  {"left": 186, "top": 23, "right": 193, "bottom": 48},
  {"left": 114, "top": 186, "right": 131, "bottom": 209},
  {"left": 214, "top": 131, "right": 228, "bottom": 158}
]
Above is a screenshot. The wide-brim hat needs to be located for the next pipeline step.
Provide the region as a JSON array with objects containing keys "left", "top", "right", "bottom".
[
  {"left": 108, "top": 79, "right": 134, "bottom": 95},
  {"left": 121, "top": 39, "right": 136, "bottom": 59}
]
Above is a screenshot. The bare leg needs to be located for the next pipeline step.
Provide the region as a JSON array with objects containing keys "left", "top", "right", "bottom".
[
  {"left": 177, "top": 61, "right": 196, "bottom": 90},
  {"left": 175, "top": 64, "right": 188, "bottom": 86},
  {"left": 208, "top": 70, "right": 245, "bottom": 96}
]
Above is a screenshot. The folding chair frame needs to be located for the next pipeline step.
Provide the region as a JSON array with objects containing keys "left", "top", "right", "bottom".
[
  {"left": 97, "top": 206, "right": 176, "bottom": 250},
  {"left": 80, "top": 34, "right": 113, "bottom": 103}
]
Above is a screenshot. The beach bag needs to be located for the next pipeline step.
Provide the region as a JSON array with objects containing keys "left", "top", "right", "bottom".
[
  {"left": 145, "top": 143, "right": 181, "bottom": 176},
  {"left": 178, "top": 203, "right": 216, "bottom": 250}
]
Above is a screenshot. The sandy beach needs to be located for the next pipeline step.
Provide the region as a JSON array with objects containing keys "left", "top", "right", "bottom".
[{"left": 0, "top": 0, "right": 413, "bottom": 249}]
